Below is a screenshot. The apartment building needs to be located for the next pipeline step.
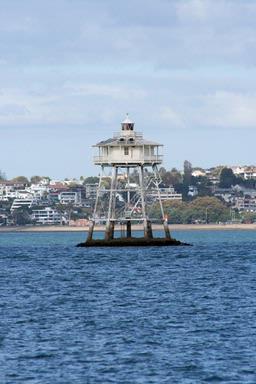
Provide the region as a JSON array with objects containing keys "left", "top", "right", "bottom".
[
  {"left": 149, "top": 187, "right": 182, "bottom": 201},
  {"left": 31, "top": 207, "right": 62, "bottom": 225},
  {"left": 11, "top": 198, "right": 35, "bottom": 212},
  {"left": 85, "top": 183, "right": 99, "bottom": 199},
  {"left": 234, "top": 197, "right": 256, "bottom": 212},
  {"left": 58, "top": 191, "right": 82, "bottom": 205}
]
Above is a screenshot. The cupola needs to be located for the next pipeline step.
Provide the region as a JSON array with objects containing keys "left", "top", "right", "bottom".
[{"left": 121, "top": 114, "right": 134, "bottom": 131}]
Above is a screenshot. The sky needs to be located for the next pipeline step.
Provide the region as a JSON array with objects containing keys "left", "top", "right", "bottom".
[{"left": 1, "top": 0, "right": 256, "bottom": 179}]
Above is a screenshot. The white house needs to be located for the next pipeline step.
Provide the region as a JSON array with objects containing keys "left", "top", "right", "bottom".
[
  {"left": 188, "top": 186, "right": 198, "bottom": 197},
  {"left": 192, "top": 170, "right": 206, "bottom": 177}
]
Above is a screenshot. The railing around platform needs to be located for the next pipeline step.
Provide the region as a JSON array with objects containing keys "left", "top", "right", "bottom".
[{"left": 93, "top": 155, "right": 163, "bottom": 164}]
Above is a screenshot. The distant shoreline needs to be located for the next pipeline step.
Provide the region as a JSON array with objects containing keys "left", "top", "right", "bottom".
[{"left": 1, "top": 223, "right": 256, "bottom": 233}]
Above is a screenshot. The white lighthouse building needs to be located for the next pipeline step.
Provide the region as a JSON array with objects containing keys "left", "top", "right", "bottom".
[
  {"left": 94, "top": 115, "right": 162, "bottom": 166},
  {"left": 83, "top": 115, "right": 180, "bottom": 246}
]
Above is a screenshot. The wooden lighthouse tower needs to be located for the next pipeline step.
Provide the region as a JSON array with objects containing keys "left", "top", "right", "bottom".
[{"left": 79, "top": 115, "right": 185, "bottom": 247}]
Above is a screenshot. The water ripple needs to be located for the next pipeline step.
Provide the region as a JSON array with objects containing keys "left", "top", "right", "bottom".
[{"left": 0, "top": 230, "right": 256, "bottom": 383}]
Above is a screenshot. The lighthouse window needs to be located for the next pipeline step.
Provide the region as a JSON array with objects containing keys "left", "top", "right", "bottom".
[{"left": 124, "top": 147, "right": 129, "bottom": 155}]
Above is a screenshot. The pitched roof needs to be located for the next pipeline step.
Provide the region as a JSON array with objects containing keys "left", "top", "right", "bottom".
[{"left": 94, "top": 136, "right": 161, "bottom": 147}]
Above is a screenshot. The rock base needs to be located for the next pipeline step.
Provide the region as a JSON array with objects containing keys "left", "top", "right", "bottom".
[{"left": 77, "top": 237, "right": 191, "bottom": 247}]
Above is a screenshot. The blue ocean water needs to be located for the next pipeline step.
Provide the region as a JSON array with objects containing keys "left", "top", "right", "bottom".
[{"left": 0, "top": 230, "right": 256, "bottom": 383}]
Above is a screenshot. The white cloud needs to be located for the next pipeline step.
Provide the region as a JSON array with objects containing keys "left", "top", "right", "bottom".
[
  {"left": 0, "top": 82, "right": 147, "bottom": 127},
  {"left": 191, "top": 91, "right": 256, "bottom": 129},
  {"left": 64, "top": 83, "right": 146, "bottom": 99},
  {"left": 176, "top": 0, "right": 209, "bottom": 22},
  {"left": 159, "top": 106, "right": 186, "bottom": 128},
  {"left": 0, "top": 103, "right": 29, "bottom": 117},
  {"left": 1, "top": 0, "right": 256, "bottom": 176}
]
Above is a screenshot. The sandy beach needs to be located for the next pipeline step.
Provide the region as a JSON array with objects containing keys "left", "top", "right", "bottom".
[{"left": 1, "top": 223, "right": 256, "bottom": 232}]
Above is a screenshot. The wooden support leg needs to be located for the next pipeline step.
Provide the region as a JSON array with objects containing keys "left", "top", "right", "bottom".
[
  {"left": 105, "top": 222, "right": 111, "bottom": 240},
  {"left": 143, "top": 219, "right": 148, "bottom": 238},
  {"left": 146, "top": 220, "right": 153, "bottom": 239},
  {"left": 87, "top": 221, "right": 95, "bottom": 241},
  {"left": 105, "top": 221, "right": 115, "bottom": 240},
  {"left": 127, "top": 220, "right": 131, "bottom": 238},
  {"left": 110, "top": 221, "right": 115, "bottom": 240},
  {"left": 164, "top": 219, "right": 171, "bottom": 239}
]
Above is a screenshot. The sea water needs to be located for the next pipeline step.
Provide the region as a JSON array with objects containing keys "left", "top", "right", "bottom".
[{"left": 0, "top": 230, "right": 256, "bottom": 383}]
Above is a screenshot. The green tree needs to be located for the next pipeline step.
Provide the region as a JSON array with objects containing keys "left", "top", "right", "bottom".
[
  {"left": 219, "top": 168, "right": 237, "bottom": 188},
  {"left": 12, "top": 208, "right": 32, "bottom": 225},
  {"left": 68, "top": 182, "right": 83, "bottom": 188},
  {"left": 191, "top": 175, "right": 213, "bottom": 197},
  {"left": 211, "top": 166, "right": 224, "bottom": 177},
  {"left": 12, "top": 176, "right": 30, "bottom": 185},
  {"left": 189, "top": 196, "right": 230, "bottom": 223},
  {"left": 161, "top": 168, "right": 182, "bottom": 187},
  {"left": 183, "top": 160, "right": 192, "bottom": 185},
  {"left": 241, "top": 211, "right": 256, "bottom": 223},
  {"left": 150, "top": 197, "right": 230, "bottom": 224},
  {"left": 0, "top": 170, "right": 6, "bottom": 180},
  {"left": 180, "top": 160, "right": 193, "bottom": 200},
  {"left": 83, "top": 176, "right": 99, "bottom": 185},
  {"left": 70, "top": 207, "right": 90, "bottom": 220},
  {"left": 30, "top": 176, "right": 43, "bottom": 184}
]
